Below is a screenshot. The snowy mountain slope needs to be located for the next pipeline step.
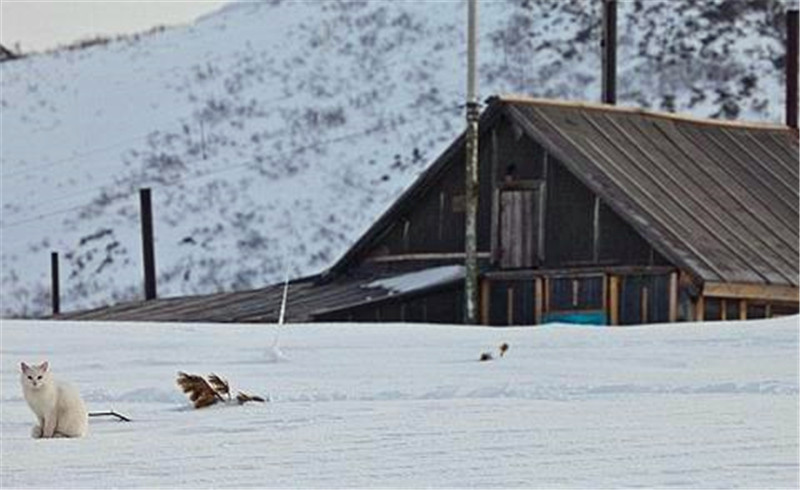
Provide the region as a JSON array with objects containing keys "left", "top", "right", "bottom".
[
  {"left": 0, "top": 0, "right": 793, "bottom": 316},
  {"left": 1, "top": 316, "right": 798, "bottom": 487}
]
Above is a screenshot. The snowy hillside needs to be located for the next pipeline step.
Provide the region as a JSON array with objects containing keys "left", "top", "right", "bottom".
[
  {"left": 0, "top": 0, "right": 793, "bottom": 316},
  {"left": 1, "top": 316, "right": 798, "bottom": 488}
]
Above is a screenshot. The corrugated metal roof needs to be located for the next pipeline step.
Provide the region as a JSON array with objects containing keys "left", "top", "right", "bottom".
[
  {"left": 500, "top": 96, "right": 799, "bottom": 286},
  {"left": 57, "top": 269, "right": 464, "bottom": 323}
]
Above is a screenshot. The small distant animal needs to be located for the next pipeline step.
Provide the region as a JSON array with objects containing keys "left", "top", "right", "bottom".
[
  {"left": 20, "top": 361, "right": 88, "bottom": 439},
  {"left": 479, "top": 352, "right": 493, "bottom": 362},
  {"left": 499, "top": 342, "right": 509, "bottom": 357}
]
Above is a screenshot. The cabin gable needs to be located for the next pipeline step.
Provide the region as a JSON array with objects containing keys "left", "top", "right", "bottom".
[{"left": 344, "top": 112, "right": 668, "bottom": 278}]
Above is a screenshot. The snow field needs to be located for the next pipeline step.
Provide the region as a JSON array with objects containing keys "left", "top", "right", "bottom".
[{"left": 1, "top": 317, "right": 798, "bottom": 488}]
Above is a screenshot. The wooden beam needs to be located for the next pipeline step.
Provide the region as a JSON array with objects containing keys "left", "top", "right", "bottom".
[
  {"left": 721, "top": 299, "right": 727, "bottom": 321},
  {"left": 641, "top": 286, "right": 649, "bottom": 323},
  {"left": 572, "top": 279, "right": 579, "bottom": 307},
  {"left": 506, "top": 286, "right": 514, "bottom": 326},
  {"left": 592, "top": 196, "right": 600, "bottom": 263},
  {"left": 539, "top": 153, "right": 548, "bottom": 263},
  {"left": 368, "top": 252, "right": 492, "bottom": 263},
  {"left": 739, "top": 299, "right": 747, "bottom": 321},
  {"left": 544, "top": 276, "right": 550, "bottom": 314},
  {"left": 534, "top": 277, "right": 543, "bottom": 325},
  {"left": 491, "top": 188, "right": 500, "bottom": 263},
  {"left": 608, "top": 275, "right": 619, "bottom": 325},
  {"left": 484, "top": 265, "right": 674, "bottom": 281},
  {"left": 480, "top": 278, "right": 490, "bottom": 325},
  {"left": 696, "top": 296, "right": 705, "bottom": 322},
  {"left": 668, "top": 272, "right": 678, "bottom": 322},
  {"left": 490, "top": 128, "right": 499, "bottom": 265},
  {"left": 602, "top": 273, "right": 609, "bottom": 323},
  {"left": 702, "top": 282, "right": 799, "bottom": 303}
]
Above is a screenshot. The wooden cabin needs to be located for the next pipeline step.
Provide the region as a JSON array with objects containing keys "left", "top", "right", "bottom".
[
  {"left": 61, "top": 95, "right": 799, "bottom": 325},
  {"left": 313, "top": 95, "right": 799, "bottom": 325}
]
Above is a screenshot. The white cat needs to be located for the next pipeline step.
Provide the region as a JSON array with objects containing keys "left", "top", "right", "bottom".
[{"left": 20, "top": 361, "right": 88, "bottom": 439}]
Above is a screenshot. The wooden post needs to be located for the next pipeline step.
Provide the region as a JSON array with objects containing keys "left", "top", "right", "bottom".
[
  {"left": 140, "top": 188, "right": 157, "bottom": 301},
  {"left": 480, "top": 278, "right": 490, "bottom": 325},
  {"left": 696, "top": 296, "right": 705, "bottom": 322},
  {"left": 592, "top": 196, "right": 600, "bottom": 263},
  {"left": 50, "top": 252, "right": 60, "bottom": 316},
  {"left": 544, "top": 276, "right": 550, "bottom": 314},
  {"left": 641, "top": 286, "right": 649, "bottom": 324},
  {"left": 721, "top": 299, "right": 728, "bottom": 321},
  {"left": 668, "top": 272, "right": 678, "bottom": 322},
  {"left": 534, "top": 277, "right": 543, "bottom": 325},
  {"left": 608, "top": 275, "right": 620, "bottom": 325},
  {"left": 506, "top": 286, "right": 514, "bottom": 326},
  {"left": 739, "top": 299, "right": 747, "bottom": 320},
  {"left": 602, "top": 0, "right": 617, "bottom": 105}
]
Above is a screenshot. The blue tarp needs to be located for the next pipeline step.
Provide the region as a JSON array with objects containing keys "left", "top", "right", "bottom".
[{"left": 542, "top": 311, "right": 607, "bottom": 325}]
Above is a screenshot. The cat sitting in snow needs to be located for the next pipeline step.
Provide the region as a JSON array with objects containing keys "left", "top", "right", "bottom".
[{"left": 20, "top": 362, "right": 88, "bottom": 439}]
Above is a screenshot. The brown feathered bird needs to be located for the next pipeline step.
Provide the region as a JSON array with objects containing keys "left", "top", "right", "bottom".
[
  {"left": 176, "top": 372, "right": 225, "bottom": 409},
  {"left": 176, "top": 372, "right": 267, "bottom": 409}
]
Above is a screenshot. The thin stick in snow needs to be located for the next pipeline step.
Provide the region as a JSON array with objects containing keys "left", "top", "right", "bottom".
[{"left": 88, "top": 411, "right": 131, "bottom": 422}]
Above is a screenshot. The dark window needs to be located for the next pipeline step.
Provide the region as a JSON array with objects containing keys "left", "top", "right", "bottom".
[
  {"left": 489, "top": 281, "right": 511, "bottom": 326},
  {"left": 746, "top": 302, "right": 767, "bottom": 319},
  {"left": 550, "top": 276, "right": 604, "bottom": 311},
  {"left": 771, "top": 302, "right": 800, "bottom": 317},
  {"left": 404, "top": 298, "right": 427, "bottom": 322},
  {"left": 620, "top": 274, "right": 670, "bottom": 324},
  {"left": 704, "top": 298, "right": 722, "bottom": 321},
  {"left": 724, "top": 299, "right": 740, "bottom": 320},
  {"left": 513, "top": 280, "right": 536, "bottom": 325},
  {"left": 488, "top": 279, "right": 538, "bottom": 325}
]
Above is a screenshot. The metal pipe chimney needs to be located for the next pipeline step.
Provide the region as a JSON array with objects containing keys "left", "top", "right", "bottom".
[
  {"left": 464, "top": 0, "right": 480, "bottom": 324},
  {"left": 787, "top": 9, "right": 798, "bottom": 129},
  {"left": 602, "top": 0, "right": 617, "bottom": 105}
]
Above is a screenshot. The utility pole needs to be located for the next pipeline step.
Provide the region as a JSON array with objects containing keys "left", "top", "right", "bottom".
[
  {"left": 464, "top": 0, "right": 480, "bottom": 324},
  {"left": 602, "top": 0, "right": 617, "bottom": 105},
  {"left": 787, "top": 8, "right": 798, "bottom": 129}
]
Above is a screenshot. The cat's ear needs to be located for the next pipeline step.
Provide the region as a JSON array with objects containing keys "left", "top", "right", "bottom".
[
  {"left": 20, "top": 362, "right": 30, "bottom": 373},
  {"left": 40, "top": 361, "right": 49, "bottom": 372}
]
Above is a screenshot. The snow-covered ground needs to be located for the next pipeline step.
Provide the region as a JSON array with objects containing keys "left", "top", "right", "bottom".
[{"left": 1, "top": 316, "right": 797, "bottom": 488}]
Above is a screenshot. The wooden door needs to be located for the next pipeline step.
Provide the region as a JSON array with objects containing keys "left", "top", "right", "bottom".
[{"left": 499, "top": 189, "right": 538, "bottom": 269}]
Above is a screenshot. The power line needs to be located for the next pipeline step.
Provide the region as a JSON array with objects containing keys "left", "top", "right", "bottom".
[
  {"left": 1, "top": 49, "right": 438, "bottom": 181},
  {"left": 5, "top": 95, "right": 455, "bottom": 209},
  {"left": 1, "top": 131, "right": 153, "bottom": 178},
  {"left": 0, "top": 102, "right": 461, "bottom": 231}
]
